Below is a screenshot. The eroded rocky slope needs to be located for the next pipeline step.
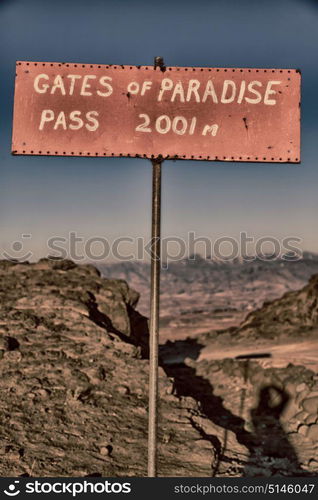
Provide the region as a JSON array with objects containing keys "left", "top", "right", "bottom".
[
  {"left": 0, "top": 259, "right": 317, "bottom": 478},
  {"left": 236, "top": 273, "right": 318, "bottom": 340},
  {"left": 0, "top": 259, "right": 213, "bottom": 477}
]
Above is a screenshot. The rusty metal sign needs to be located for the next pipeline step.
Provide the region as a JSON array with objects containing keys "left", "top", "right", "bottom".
[{"left": 12, "top": 61, "right": 301, "bottom": 162}]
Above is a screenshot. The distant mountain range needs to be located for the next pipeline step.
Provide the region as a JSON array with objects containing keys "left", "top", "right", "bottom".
[{"left": 95, "top": 252, "right": 318, "bottom": 340}]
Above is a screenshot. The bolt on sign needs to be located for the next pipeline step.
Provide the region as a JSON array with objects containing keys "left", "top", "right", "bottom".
[{"left": 12, "top": 61, "right": 301, "bottom": 162}]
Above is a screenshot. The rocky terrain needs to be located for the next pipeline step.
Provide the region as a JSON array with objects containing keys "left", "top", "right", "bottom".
[
  {"left": 97, "top": 253, "right": 318, "bottom": 340},
  {"left": 189, "top": 273, "right": 318, "bottom": 476},
  {"left": 0, "top": 258, "right": 318, "bottom": 477},
  {"left": 235, "top": 273, "right": 318, "bottom": 341},
  {"left": 0, "top": 259, "right": 215, "bottom": 477},
  {"left": 170, "top": 353, "right": 318, "bottom": 477}
]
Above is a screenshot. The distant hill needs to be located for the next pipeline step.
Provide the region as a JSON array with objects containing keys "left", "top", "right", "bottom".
[{"left": 96, "top": 252, "right": 318, "bottom": 339}]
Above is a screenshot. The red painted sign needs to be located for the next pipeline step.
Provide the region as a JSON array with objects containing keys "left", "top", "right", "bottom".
[{"left": 12, "top": 61, "right": 301, "bottom": 162}]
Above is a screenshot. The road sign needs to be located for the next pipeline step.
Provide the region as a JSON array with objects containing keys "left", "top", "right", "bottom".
[
  {"left": 10, "top": 57, "right": 302, "bottom": 478},
  {"left": 12, "top": 61, "right": 301, "bottom": 162}
]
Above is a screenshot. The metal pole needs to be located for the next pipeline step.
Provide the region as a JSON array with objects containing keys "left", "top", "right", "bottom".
[{"left": 148, "top": 158, "right": 162, "bottom": 477}]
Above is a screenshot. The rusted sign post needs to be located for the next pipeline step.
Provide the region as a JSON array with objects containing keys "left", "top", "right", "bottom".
[
  {"left": 11, "top": 59, "right": 301, "bottom": 477},
  {"left": 148, "top": 157, "right": 162, "bottom": 477}
]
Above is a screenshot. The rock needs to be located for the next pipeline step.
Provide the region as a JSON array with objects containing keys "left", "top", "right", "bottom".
[
  {"left": 35, "top": 258, "right": 77, "bottom": 271},
  {"left": 296, "top": 388, "right": 311, "bottom": 406},
  {"left": 3, "top": 351, "right": 22, "bottom": 363},
  {"left": 302, "top": 397, "right": 318, "bottom": 414},
  {"left": 249, "top": 369, "right": 273, "bottom": 387},
  {"left": 294, "top": 409, "right": 308, "bottom": 421},
  {"left": 284, "top": 381, "right": 298, "bottom": 398},
  {"left": 1, "top": 258, "right": 317, "bottom": 478},
  {"left": 0, "top": 259, "right": 215, "bottom": 477},
  {"left": 116, "top": 385, "right": 130, "bottom": 395},
  {"left": 99, "top": 446, "right": 112, "bottom": 456},
  {"left": 288, "top": 410, "right": 307, "bottom": 432},
  {"left": 32, "top": 389, "right": 50, "bottom": 399},
  {"left": 305, "top": 413, "right": 318, "bottom": 425},
  {"left": 281, "top": 399, "right": 300, "bottom": 422},
  {"left": 191, "top": 414, "right": 248, "bottom": 466},
  {"left": 296, "top": 383, "right": 307, "bottom": 393},
  {"left": 308, "top": 458, "right": 318, "bottom": 470},
  {"left": 297, "top": 424, "right": 309, "bottom": 437},
  {"left": 235, "top": 273, "right": 318, "bottom": 340},
  {"left": 307, "top": 424, "right": 318, "bottom": 442}
]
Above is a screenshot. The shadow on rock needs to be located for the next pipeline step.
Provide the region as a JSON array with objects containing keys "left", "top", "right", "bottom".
[
  {"left": 85, "top": 291, "right": 150, "bottom": 357},
  {"left": 85, "top": 292, "right": 306, "bottom": 477},
  {"left": 245, "top": 385, "right": 302, "bottom": 476},
  {"left": 160, "top": 339, "right": 308, "bottom": 476},
  {"left": 160, "top": 339, "right": 250, "bottom": 475}
]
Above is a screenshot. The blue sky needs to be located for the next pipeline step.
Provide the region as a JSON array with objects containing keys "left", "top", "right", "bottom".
[{"left": 0, "top": 0, "right": 317, "bottom": 261}]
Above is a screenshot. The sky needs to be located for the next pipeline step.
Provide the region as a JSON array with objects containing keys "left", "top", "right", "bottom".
[{"left": 0, "top": 0, "right": 317, "bottom": 262}]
